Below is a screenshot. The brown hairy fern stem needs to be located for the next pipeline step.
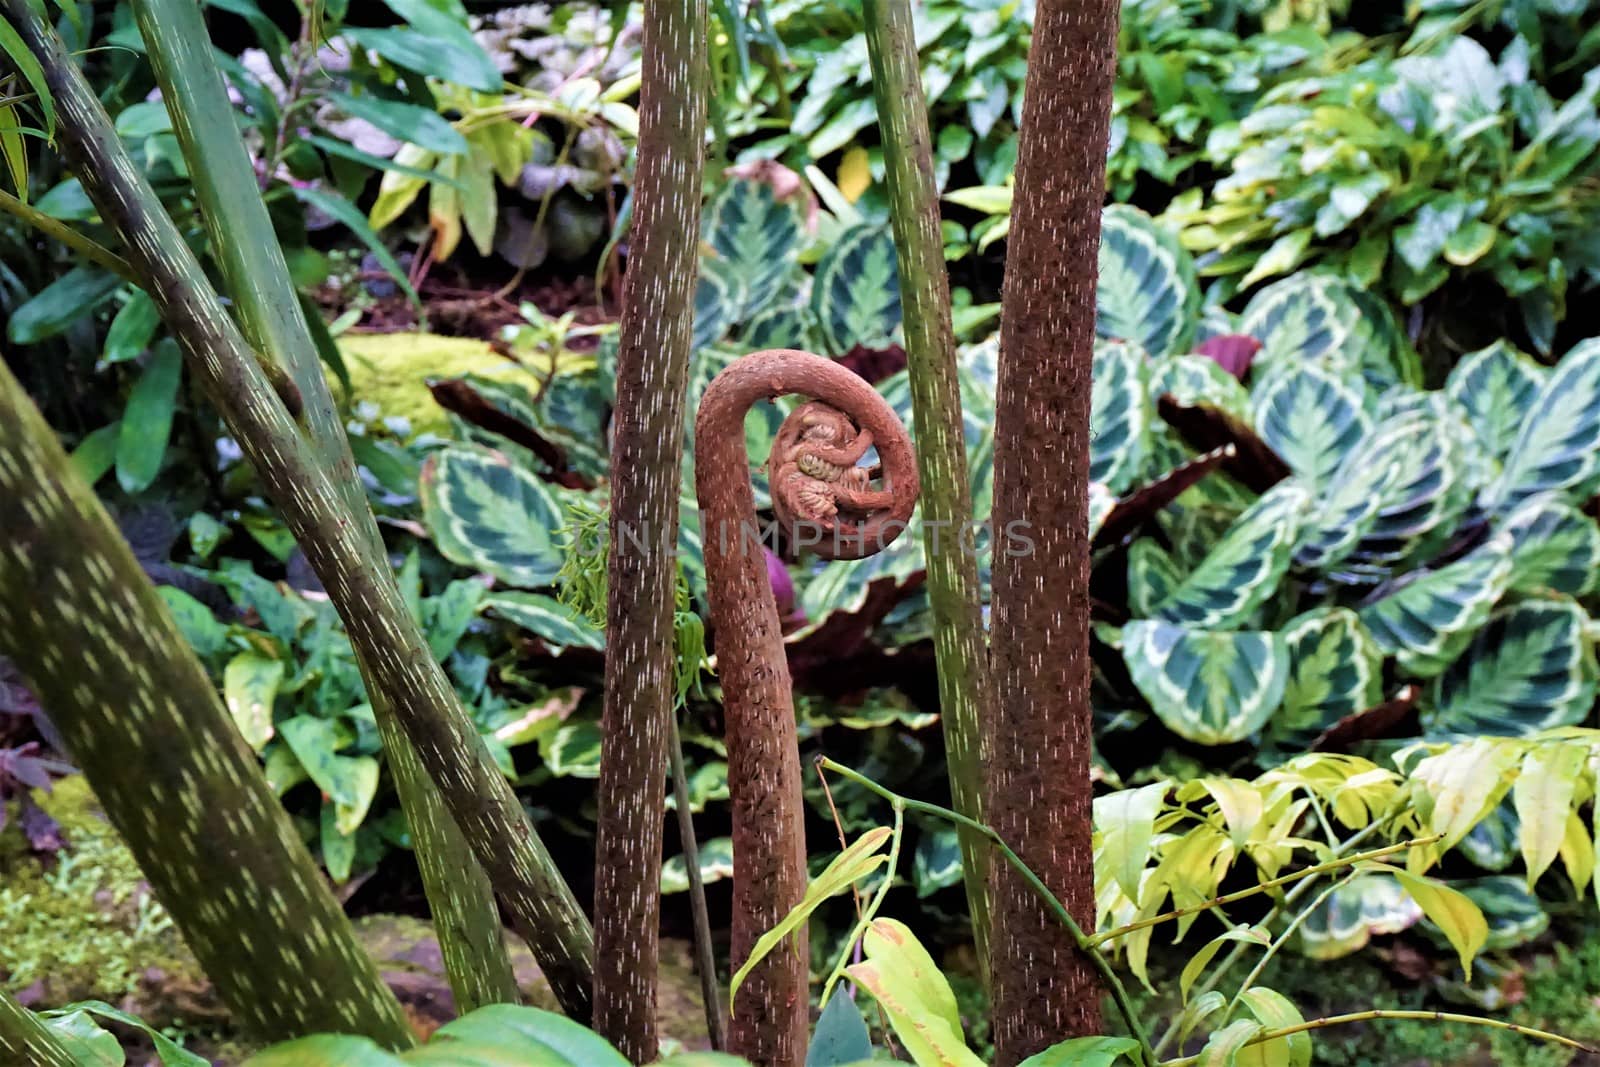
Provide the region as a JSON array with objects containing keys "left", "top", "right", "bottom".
[{"left": 695, "top": 350, "right": 918, "bottom": 1065}]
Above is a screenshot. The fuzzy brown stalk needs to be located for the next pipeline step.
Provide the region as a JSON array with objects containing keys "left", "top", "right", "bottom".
[
  {"left": 984, "top": 0, "right": 1122, "bottom": 1062},
  {"left": 593, "top": 0, "right": 710, "bottom": 1059},
  {"left": 695, "top": 350, "right": 918, "bottom": 1065}
]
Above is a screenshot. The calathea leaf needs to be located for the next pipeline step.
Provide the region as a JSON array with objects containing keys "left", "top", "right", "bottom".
[
  {"left": 1484, "top": 337, "right": 1600, "bottom": 513},
  {"left": 1251, "top": 362, "right": 1370, "bottom": 490},
  {"left": 1090, "top": 341, "right": 1153, "bottom": 495},
  {"left": 1267, "top": 607, "right": 1384, "bottom": 752},
  {"left": 1424, "top": 598, "right": 1600, "bottom": 738},
  {"left": 1423, "top": 876, "right": 1548, "bottom": 952},
  {"left": 1445, "top": 340, "right": 1545, "bottom": 466},
  {"left": 1096, "top": 205, "right": 1200, "bottom": 357},
  {"left": 1150, "top": 354, "right": 1252, "bottom": 417},
  {"left": 1358, "top": 534, "right": 1514, "bottom": 679},
  {"left": 1500, "top": 493, "right": 1600, "bottom": 597},
  {"left": 811, "top": 224, "right": 902, "bottom": 355},
  {"left": 702, "top": 178, "right": 805, "bottom": 320},
  {"left": 1237, "top": 273, "right": 1361, "bottom": 377},
  {"left": 693, "top": 258, "right": 744, "bottom": 353},
  {"left": 1121, "top": 620, "right": 1290, "bottom": 745},
  {"left": 1127, "top": 539, "right": 1182, "bottom": 618},
  {"left": 419, "top": 446, "right": 575, "bottom": 589},
  {"left": 1152, "top": 484, "right": 1309, "bottom": 630},
  {"left": 1295, "top": 873, "right": 1423, "bottom": 959}
]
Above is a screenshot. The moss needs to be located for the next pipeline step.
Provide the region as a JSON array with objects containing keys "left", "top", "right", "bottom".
[
  {"left": 0, "top": 778, "right": 206, "bottom": 1019},
  {"left": 335, "top": 332, "right": 540, "bottom": 435}
]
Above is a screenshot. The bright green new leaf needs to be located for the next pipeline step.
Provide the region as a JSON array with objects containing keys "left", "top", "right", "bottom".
[
  {"left": 1178, "top": 926, "right": 1269, "bottom": 1004},
  {"left": 731, "top": 828, "right": 892, "bottom": 1000},
  {"left": 1017, "top": 1036, "right": 1140, "bottom": 1067},
  {"left": 1236, "top": 987, "right": 1311, "bottom": 1067}
]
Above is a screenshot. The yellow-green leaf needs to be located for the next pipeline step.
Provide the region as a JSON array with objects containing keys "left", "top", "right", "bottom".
[
  {"left": 1095, "top": 781, "right": 1168, "bottom": 900},
  {"left": 729, "top": 827, "right": 891, "bottom": 1000},
  {"left": 1236, "top": 987, "right": 1311, "bottom": 1067},
  {"left": 222, "top": 652, "right": 282, "bottom": 750},
  {"left": 1513, "top": 743, "right": 1588, "bottom": 887},
  {"left": 1388, "top": 868, "right": 1488, "bottom": 979},
  {"left": 847, "top": 918, "right": 981, "bottom": 1067},
  {"left": 1198, "top": 1019, "right": 1264, "bottom": 1067},
  {"left": 1180, "top": 926, "right": 1270, "bottom": 1004}
]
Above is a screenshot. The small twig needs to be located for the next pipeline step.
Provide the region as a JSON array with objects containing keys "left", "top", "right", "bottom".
[
  {"left": 667, "top": 713, "right": 727, "bottom": 1051},
  {"left": 819, "top": 800, "right": 903, "bottom": 1007},
  {"left": 0, "top": 188, "right": 141, "bottom": 284},
  {"left": 816, "top": 757, "right": 1156, "bottom": 1067},
  {"left": 1159, "top": 1010, "right": 1596, "bottom": 1067},
  {"left": 1227, "top": 870, "right": 1359, "bottom": 1014}
]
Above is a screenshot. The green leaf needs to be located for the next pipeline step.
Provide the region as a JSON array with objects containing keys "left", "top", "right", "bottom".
[
  {"left": 1444, "top": 341, "right": 1544, "bottom": 465},
  {"left": 1268, "top": 608, "right": 1383, "bottom": 752},
  {"left": 430, "top": 1004, "right": 629, "bottom": 1066},
  {"left": 1094, "top": 781, "right": 1167, "bottom": 900},
  {"left": 1388, "top": 867, "right": 1488, "bottom": 979},
  {"left": 69, "top": 421, "right": 120, "bottom": 486},
  {"left": 1486, "top": 338, "right": 1600, "bottom": 513},
  {"left": 41, "top": 1009, "right": 124, "bottom": 1066},
  {"left": 1018, "top": 1036, "right": 1140, "bottom": 1067},
  {"left": 807, "top": 991, "right": 875, "bottom": 1067},
  {"left": 343, "top": 23, "right": 501, "bottom": 94},
  {"left": 223, "top": 651, "right": 283, "bottom": 750},
  {"left": 811, "top": 224, "right": 901, "bottom": 355},
  {"left": 1251, "top": 363, "right": 1368, "bottom": 489},
  {"left": 1153, "top": 485, "right": 1308, "bottom": 630},
  {"left": 538, "top": 720, "right": 601, "bottom": 778},
  {"left": 294, "top": 185, "right": 421, "bottom": 312},
  {"left": 1358, "top": 535, "right": 1513, "bottom": 678},
  {"left": 1236, "top": 987, "right": 1311, "bottom": 1067},
  {"left": 731, "top": 828, "right": 893, "bottom": 1001},
  {"left": 279, "top": 716, "right": 379, "bottom": 834},
  {"left": 1197, "top": 1019, "right": 1264, "bottom": 1067},
  {"left": 1513, "top": 743, "right": 1588, "bottom": 887},
  {"left": 847, "top": 918, "right": 982, "bottom": 1067},
  {"left": 103, "top": 289, "right": 161, "bottom": 365},
  {"left": 1090, "top": 340, "right": 1152, "bottom": 494},
  {"left": 324, "top": 90, "right": 467, "bottom": 155},
  {"left": 0, "top": 102, "right": 27, "bottom": 202},
  {"left": 703, "top": 178, "right": 805, "bottom": 320},
  {"left": 115, "top": 340, "right": 183, "bottom": 493},
  {"left": 1128, "top": 538, "right": 1182, "bottom": 617},
  {"left": 47, "top": 1001, "right": 208, "bottom": 1067},
  {"left": 1501, "top": 494, "right": 1600, "bottom": 597},
  {"left": 319, "top": 802, "right": 355, "bottom": 882},
  {"left": 244, "top": 1035, "right": 400, "bottom": 1065},
  {"left": 1178, "top": 927, "right": 1270, "bottom": 1005},
  {"left": 1425, "top": 599, "right": 1599, "bottom": 738},
  {"left": 1096, "top": 205, "right": 1199, "bottom": 356},
  {"left": 482, "top": 592, "right": 604, "bottom": 651},
  {"left": 1122, "top": 621, "right": 1290, "bottom": 745},
  {"left": 158, "top": 586, "right": 229, "bottom": 658},
  {"left": 0, "top": 13, "right": 55, "bottom": 137},
  {"left": 8, "top": 266, "right": 121, "bottom": 344},
  {"left": 420, "top": 447, "right": 570, "bottom": 589}
]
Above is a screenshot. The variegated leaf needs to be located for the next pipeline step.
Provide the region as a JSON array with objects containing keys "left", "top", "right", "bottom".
[
  {"left": 1150, "top": 354, "right": 1252, "bottom": 417},
  {"left": 1501, "top": 493, "right": 1600, "bottom": 597},
  {"left": 1424, "top": 598, "right": 1600, "bottom": 737},
  {"left": 1358, "top": 534, "right": 1513, "bottom": 679},
  {"left": 1267, "top": 607, "right": 1384, "bottom": 752},
  {"left": 1122, "top": 620, "right": 1290, "bottom": 745},
  {"left": 811, "top": 224, "right": 902, "bottom": 355},
  {"left": 420, "top": 446, "right": 571, "bottom": 588},
  {"left": 1128, "top": 539, "right": 1182, "bottom": 618},
  {"left": 692, "top": 260, "right": 742, "bottom": 353},
  {"left": 701, "top": 178, "right": 805, "bottom": 319},
  {"left": 1485, "top": 338, "right": 1600, "bottom": 513},
  {"left": 1445, "top": 341, "right": 1545, "bottom": 465},
  {"left": 1238, "top": 274, "right": 1361, "bottom": 376},
  {"left": 1295, "top": 874, "right": 1423, "bottom": 959},
  {"left": 1251, "top": 363, "right": 1369, "bottom": 489},
  {"left": 1457, "top": 799, "right": 1519, "bottom": 872},
  {"left": 1152, "top": 485, "right": 1308, "bottom": 630},
  {"left": 481, "top": 591, "right": 605, "bottom": 651},
  {"left": 741, "top": 302, "right": 821, "bottom": 351},
  {"left": 1091, "top": 341, "right": 1153, "bottom": 494},
  {"left": 1096, "top": 205, "right": 1200, "bottom": 356}
]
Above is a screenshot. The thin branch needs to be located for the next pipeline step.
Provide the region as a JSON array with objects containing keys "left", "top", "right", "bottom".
[
  {"left": 1160, "top": 1010, "right": 1596, "bottom": 1067},
  {"left": 0, "top": 187, "right": 140, "bottom": 284}
]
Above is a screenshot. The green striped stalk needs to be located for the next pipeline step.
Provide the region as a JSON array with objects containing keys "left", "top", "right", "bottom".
[
  {"left": 861, "top": 0, "right": 995, "bottom": 964},
  {"left": 0, "top": 990, "right": 75, "bottom": 1067},
  {"left": 128, "top": 0, "right": 517, "bottom": 1011},
  {"left": 593, "top": 0, "right": 709, "bottom": 1059},
  {"left": 0, "top": 0, "right": 596, "bottom": 1019},
  {"left": 0, "top": 357, "right": 415, "bottom": 1047}
]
